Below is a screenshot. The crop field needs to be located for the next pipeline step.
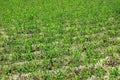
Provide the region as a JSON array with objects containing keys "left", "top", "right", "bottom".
[{"left": 0, "top": 0, "right": 120, "bottom": 80}]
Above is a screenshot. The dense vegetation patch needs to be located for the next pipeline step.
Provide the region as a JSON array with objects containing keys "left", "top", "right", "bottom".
[{"left": 0, "top": 0, "right": 120, "bottom": 79}]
